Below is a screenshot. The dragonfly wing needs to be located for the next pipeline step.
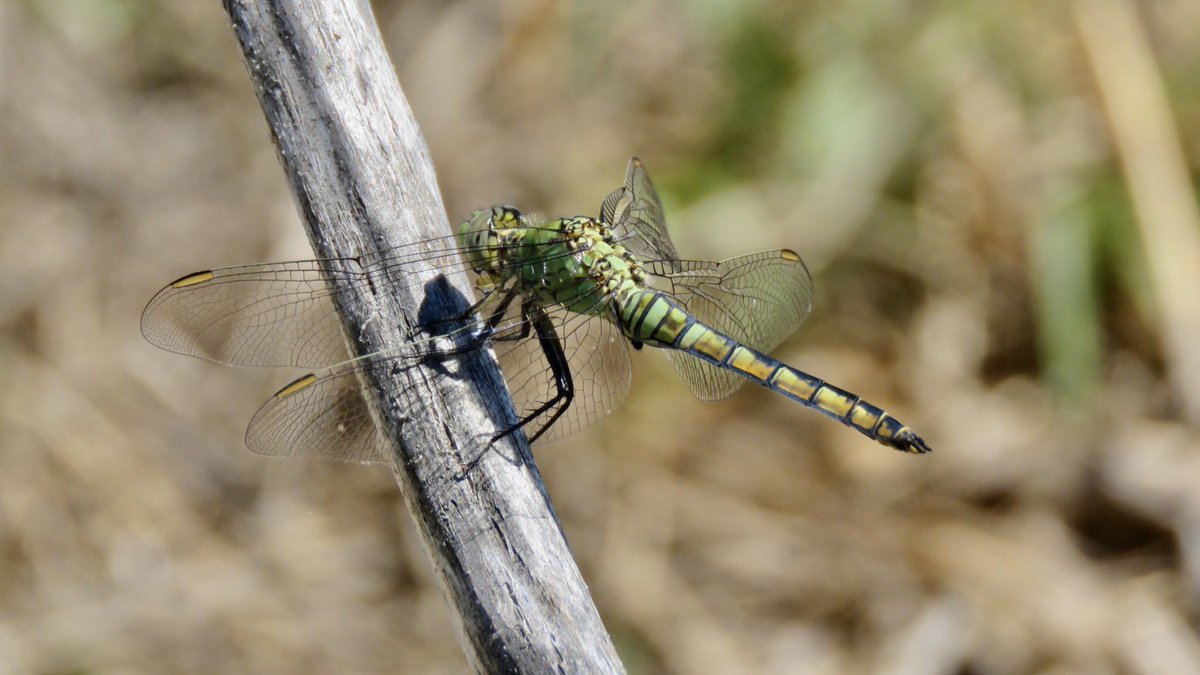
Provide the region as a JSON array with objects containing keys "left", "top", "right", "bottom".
[
  {"left": 245, "top": 360, "right": 390, "bottom": 463},
  {"left": 646, "top": 249, "right": 814, "bottom": 400},
  {"left": 142, "top": 231, "right": 582, "bottom": 369},
  {"left": 239, "top": 279, "right": 533, "bottom": 461},
  {"left": 243, "top": 286, "right": 632, "bottom": 459},
  {"left": 602, "top": 158, "right": 681, "bottom": 267},
  {"left": 141, "top": 260, "right": 364, "bottom": 368},
  {"left": 491, "top": 295, "right": 633, "bottom": 444}
]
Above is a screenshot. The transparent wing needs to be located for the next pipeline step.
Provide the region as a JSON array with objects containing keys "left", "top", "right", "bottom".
[
  {"left": 492, "top": 298, "right": 633, "bottom": 445},
  {"left": 146, "top": 158, "right": 675, "bottom": 370},
  {"left": 245, "top": 291, "right": 632, "bottom": 462},
  {"left": 141, "top": 228, "right": 575, "bottom": 369},
  {"left": 645, "top": 249, "right": 814, "bottom": 400},
  {"left": 141, "top": 259, "right": 360, "bottom": 368},
  {"left": 246, "top": 366, "right": 388, "bottom": 463},
  {"left": 601, "top": 158, "right": 681, "bottom": 267},
  {"left": 243, "top": 315, "right": 502, "bottom": 463},
  {"left": 600, "top": 160, "right": 814, "bottom": 398}
]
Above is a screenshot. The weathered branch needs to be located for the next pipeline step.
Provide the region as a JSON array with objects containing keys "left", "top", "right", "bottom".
[{"left": 220, "top": 1, "right": 624, "bottom": 672}]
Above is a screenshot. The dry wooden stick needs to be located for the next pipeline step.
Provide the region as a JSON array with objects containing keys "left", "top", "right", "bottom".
[{"left": 220, "top": 1, "right": 625, "bottom": 672}]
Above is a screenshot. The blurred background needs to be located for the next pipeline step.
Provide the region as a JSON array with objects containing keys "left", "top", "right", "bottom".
[{"left": 3, "top": 0, "right": 1200, "bottom": 672}]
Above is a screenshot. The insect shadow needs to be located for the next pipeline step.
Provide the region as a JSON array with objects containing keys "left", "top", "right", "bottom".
[{"left": 413, "top": 275, "right": 530, "bottom": 478}]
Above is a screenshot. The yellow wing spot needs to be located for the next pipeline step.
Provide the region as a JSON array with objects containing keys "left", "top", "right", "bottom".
[
  {"left": 274, "top": 373, "right": 318, "bottom": 399},
  {"left": 170, "top": 270, "right": 216, "bottom": 288},
  {"left": 780, "top": 249, "right": 802, "bottom": 262}
]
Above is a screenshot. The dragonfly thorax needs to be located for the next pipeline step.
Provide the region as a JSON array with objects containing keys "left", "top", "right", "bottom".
[
  {"left": 563, "top": 216, "right": 647, "bottom": 295},
  {"left": 458, "top": 207, "right": 647, "bottom": 317}
]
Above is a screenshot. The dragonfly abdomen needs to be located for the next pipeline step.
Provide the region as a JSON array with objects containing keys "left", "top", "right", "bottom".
[
  {"left": 619, "top": 290, "right": 931, "bottom": 454},
  {"left": 763, "top": 365, "right": 932, "bottom": 454}
]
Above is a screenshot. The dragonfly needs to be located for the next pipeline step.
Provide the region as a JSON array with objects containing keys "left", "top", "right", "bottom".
[{"left": 142, "top": 158, "right": 931, "bottom": 463}]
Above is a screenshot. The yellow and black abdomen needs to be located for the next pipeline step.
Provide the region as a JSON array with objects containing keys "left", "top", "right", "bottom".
[{"left": 618, "top": 290, "right": 932, "bottom": 454}]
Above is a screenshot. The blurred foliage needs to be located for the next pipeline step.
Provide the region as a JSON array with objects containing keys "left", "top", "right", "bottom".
[{"left": 2, "top": 0, "right": 1200, "bottom": 673}]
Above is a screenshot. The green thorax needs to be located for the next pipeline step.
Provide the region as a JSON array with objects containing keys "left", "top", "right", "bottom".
[{"left": 458, "top": 207, "right": 648, "bottom": 316}]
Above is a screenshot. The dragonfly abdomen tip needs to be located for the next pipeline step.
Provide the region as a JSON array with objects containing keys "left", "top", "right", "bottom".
[{"left": 895, "top": 430, "right": 933, "bottom": 454}]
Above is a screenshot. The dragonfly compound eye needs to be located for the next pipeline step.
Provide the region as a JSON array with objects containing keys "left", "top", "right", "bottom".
[{"left": 459, "top": 209, "right": 499, "bottom": 271}]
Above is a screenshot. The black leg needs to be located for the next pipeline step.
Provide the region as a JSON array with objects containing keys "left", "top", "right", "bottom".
[
  {"left": 465, "top": 287, "right": 521, "bottom": 343},
  {"left": 492, "top": 301, "right": 573, "bottom": 445},
  {"left": 429, "top": 287, "right": 521, "bottom": 360},
  {"left": 488, "top": 308, "right": 532, "bottom": 343}
]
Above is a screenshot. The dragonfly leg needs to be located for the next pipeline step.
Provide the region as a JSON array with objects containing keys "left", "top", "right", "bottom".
[
  {"left": 466, "top": 287, "right": 521, "bottom": 344},
  {"left": 425, "top": 288, "right": 522, "bottom": 361},
  {"left": 458, "top": 301, "right": 573, "bottom": 478},
  {"left": 491, "top": 301, "right": 574, "bottom": 446},
  {"left": 420, "top": 283, "right": 511, "bottom": 335}
]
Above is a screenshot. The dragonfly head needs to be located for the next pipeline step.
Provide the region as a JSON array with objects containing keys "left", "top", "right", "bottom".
[{"left": 459, "top": 205, "right": 524, "bottom": 277}]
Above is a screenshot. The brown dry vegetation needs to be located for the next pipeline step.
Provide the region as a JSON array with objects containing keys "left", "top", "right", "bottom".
[{"left": 3, "top": 1, "right": 1200, "bottom": 673}]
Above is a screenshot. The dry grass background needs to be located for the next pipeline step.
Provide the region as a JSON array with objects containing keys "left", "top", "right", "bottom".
[{"left": 2, "top": 0, "right": 1200, "bottom": 673}]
